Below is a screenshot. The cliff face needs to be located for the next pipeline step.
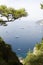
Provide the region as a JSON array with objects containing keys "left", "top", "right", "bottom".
[{"left": 0, "top": 37, "right": 23, "bottom": 65}]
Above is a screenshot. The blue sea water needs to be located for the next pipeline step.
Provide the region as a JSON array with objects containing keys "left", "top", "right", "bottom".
[{"left": 0, "top": 18, "right": 43, "bottom": 58}]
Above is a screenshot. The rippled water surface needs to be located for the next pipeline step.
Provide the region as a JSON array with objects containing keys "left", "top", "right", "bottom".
[{"left": 0, "top": 18, "right": 43, "bottom": 58}]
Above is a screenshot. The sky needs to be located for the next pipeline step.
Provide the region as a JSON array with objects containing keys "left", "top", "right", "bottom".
[{"left": 0, "top": 0, "right": 43, "bottom": 21}]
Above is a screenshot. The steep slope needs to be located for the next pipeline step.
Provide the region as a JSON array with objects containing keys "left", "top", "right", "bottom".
[
  {"left": 24, "top": 38, "right": 43, "bottom": 65},
  {"left": 0, "top": 37, "right": 23, "bottom": 65}
]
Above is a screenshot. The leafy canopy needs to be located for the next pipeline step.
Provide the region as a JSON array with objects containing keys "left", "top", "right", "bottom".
[{"left": 0, "top": 5, "right": 27, "bottom": 21}]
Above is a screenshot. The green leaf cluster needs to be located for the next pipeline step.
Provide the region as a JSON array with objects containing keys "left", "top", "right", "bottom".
[
  {"left": 0, "top": 5, "right": 27, "bottom": 20},
  {"left": 24, "top": 38, "right": 43, "bottom": 65}
]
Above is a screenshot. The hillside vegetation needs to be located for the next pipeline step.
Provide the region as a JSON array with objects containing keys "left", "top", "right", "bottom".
[
  {"left": 0, "top": 37, "right": 23, "bottom": 65},
  {"left": 24, "top": 38, "right": 43, "bottom": 65}
]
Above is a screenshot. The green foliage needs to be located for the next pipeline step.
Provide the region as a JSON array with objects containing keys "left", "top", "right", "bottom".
[
  {"left": 0, "top": 19, "right": 3, "bottom": 22},
  {"left": 13, "top": 8, "right": 27, "bottom": 19},
  {"left": 35, "top": 38, "right": 43, "bottom": 51},
  {"left": 0, "top": 19, "right": 7, "bottom": 26},
  {"left": 0, "top": 5, "right": 27, "bottom": 21},
  {"left": 0, "top": 37, "right": 23, "bottom": 65},
  {"left": 0, "top": 5, "right": 8, "bottom": 14},
  {"left": 0, "top": 5, "right": 27, "bottom": 26},
  {"left": 40, "top": 4, "right": 43, "bottom": 9},
  {"left": 24, "top": 38, "right": 43, "bottom": 65}
]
